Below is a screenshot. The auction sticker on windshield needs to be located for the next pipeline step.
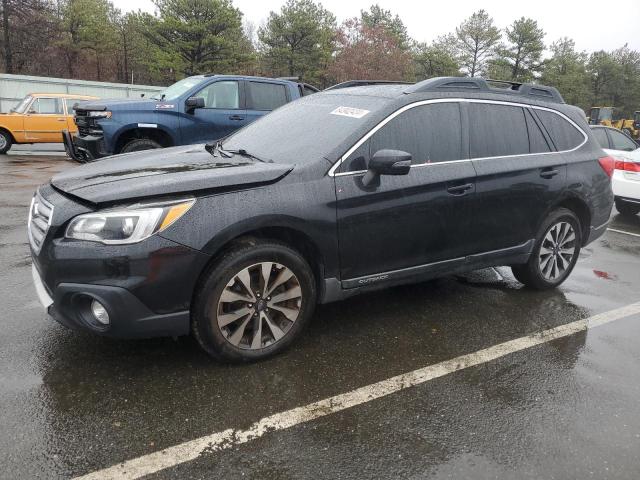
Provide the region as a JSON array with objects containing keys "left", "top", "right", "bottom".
[{"left": 330, "top": 106, "right": 370, "bottom": 119}]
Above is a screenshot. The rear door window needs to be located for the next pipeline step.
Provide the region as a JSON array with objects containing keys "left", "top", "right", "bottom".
[
  {"left": 534, "top": 109, "right": 585, "bottom": 151},
  {"left": 591, "top": 128, "right": 609, "bottom": 149},
  {"left": 469, "top": 103, "right": 529, "bottom": 158},
  {"left": 608, "top": 129, "right": 637, "bottom": 152},
  {"left": 525, "top": 109, "right": 551, "bottom": 153},
  {"left": 247, "top": 82, "right": 288, "bottom": 111},
  {"left": 368, "top": 102, "right": 462, "bottom": 166}
]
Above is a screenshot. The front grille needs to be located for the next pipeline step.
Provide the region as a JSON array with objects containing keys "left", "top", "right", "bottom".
[
  {"left": 74, "top": 111, "right": 102, "bottom": 137},
  {"left": 28, "top": 190, "right": 54, "bottom": 254}
]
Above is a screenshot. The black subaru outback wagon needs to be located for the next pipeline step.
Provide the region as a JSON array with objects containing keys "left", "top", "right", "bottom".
[{"left": 29, "top": 77, "right": 614, "bottom": 361}]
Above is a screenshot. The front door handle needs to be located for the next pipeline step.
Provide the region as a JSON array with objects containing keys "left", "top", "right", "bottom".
[
  {"left": 446, "top": 183, "right": 474, "bottom": 195},
  {"left": 229, "top": 115, "right": 245, "bottom": 121},
  {"left": 540, "top": 168, "right": 560, "bottom": 179}
]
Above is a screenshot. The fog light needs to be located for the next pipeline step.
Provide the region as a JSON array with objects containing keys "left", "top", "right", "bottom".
[{"left": 90, "top": 299, "right": 110, "bottom": 325}]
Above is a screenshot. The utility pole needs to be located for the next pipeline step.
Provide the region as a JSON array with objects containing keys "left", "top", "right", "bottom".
[{"left": 2, "top": 0, "right": 13, "bottom": 73}]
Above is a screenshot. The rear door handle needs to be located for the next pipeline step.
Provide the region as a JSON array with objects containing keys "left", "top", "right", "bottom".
[
  {"left": 57, "top": 118, "right": 67, "bottom": 122},
  {"left": 229, "top": 115, "right": 245, "bottom": 121},
  {"left": 446, "top": 183, "right": 474, "bottom": 195},
  {"left": 540, "top": 168, "right": 560, "bottom": 179}
]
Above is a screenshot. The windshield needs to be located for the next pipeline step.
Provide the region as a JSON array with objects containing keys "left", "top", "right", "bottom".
[
  {"left": 222, "top": 93, "right": 390, "bottom": 164},
  {"left": 152, "top": 76, "right": 203, "bottom": 101},
  {"left": 598, "top": 108, "right": 613, "bottom": 122},
  {"left": 13, "top": 95, "right": 33, "bottom": 114}
]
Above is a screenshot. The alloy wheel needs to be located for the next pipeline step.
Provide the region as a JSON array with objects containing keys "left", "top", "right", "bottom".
[
  {"left": 216, "top": 262, "right": 302, "bottom": 350},
  {"left": 538, "top": 221, "right": 577, "bottom": 281},
  {"left": 0, "top": 134, "right": 6, "bottom": 150}
]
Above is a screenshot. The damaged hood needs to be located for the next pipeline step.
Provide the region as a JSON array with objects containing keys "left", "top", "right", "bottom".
[{"left": 51, "top": 144, "right": 293, "bottom": 204}]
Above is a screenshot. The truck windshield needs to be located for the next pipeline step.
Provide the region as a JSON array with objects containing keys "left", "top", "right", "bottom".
[
  {"left": 13, "top": 96, "right": 33, "bottom": 114},
  {"left": 152, "top": 77, "right": 202, "bottom": 101},
  {"left": 222, "top": 93, "right": 390, "bottom": 165}
]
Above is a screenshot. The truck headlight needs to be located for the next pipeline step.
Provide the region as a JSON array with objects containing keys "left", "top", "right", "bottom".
[
  {"left": 88, "top": 110, "right": 112, "bottom": 119},
  {"left": 65, "top": 199, "right": 194, "bottom": 244}
]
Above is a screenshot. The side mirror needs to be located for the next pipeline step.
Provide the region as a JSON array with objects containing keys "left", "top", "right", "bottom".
[
  {"left": 185, "top": 96, "right": 205, "bottom": 112},
  {"left": 362, "top": 149, "right": 412, "bottom": 186}
]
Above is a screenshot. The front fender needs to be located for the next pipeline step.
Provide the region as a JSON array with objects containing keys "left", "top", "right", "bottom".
[{"left": 108, "top": 122, "right": 179, "bottom": 153}]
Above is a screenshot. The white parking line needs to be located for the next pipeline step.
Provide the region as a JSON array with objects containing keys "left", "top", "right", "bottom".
[
  {"left": 608, "top": 228, "right": 640, "bottom": 238},
  {"left": 75, "top": 301, "right": 640, "bottom": 480}
]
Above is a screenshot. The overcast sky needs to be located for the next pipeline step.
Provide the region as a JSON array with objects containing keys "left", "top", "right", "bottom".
[{"left": 111, "top": 0, "right": 640, "bottom": 53}]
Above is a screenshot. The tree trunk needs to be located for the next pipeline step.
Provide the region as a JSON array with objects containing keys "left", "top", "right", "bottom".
[
  {"left": 471, "top": 39, "right": 479, "bottom": 77},
  {"left": 96, "top": 50, "right": 101, "bottom": 80},
  {"left": 512, "top": 45, "right": 522, "bottom": 80},
  {"left": 2, "top": 0, "right": 13, "bottom": 73},
  {"left": 288, "top": 44, "right": 295, "bottom": 76}
]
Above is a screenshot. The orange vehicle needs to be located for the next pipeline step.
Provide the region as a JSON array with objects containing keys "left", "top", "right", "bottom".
[{"left": 0, "top": 93, "right": 97, "bottom": 154}]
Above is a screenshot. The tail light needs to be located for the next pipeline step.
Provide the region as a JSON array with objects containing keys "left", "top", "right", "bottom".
[
  {"left": 598, "top": 156, "right": 615, "bottom": 177},
  {"left": 614, "top": 157, "right": 640, "bottom": 173}
]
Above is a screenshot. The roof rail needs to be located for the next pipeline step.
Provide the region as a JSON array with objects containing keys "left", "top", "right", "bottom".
[
  {"left": 325, "top": 80, "right": 413, "bottom": 91},
  {"left": 404, "top": 77, "right": 565, "bottom": 104}
]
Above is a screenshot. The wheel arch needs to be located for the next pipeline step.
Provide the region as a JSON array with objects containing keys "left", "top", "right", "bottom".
[
  {"left": 192, "top": 224, "right": 327, "bottom": 309},
  {"left": 0, "top": 126, "right": 16, "bottom": 143},
  {"left": 114, "top": 126, "right": 175, "bottom": 153},
  {"left": 554, "top": 194, "right": 592, "bottom": 246}
]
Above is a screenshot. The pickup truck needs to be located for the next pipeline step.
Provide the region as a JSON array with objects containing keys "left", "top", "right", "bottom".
[{"left": 64, "top": 75, "right": 318, "bottom": 161}]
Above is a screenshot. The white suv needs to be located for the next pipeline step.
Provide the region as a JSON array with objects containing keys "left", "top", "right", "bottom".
[{"left": 591, "top": 125, "right": 640, "bottom": 217}]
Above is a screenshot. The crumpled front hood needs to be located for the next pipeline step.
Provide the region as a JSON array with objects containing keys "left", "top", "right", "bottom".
[{"left": 50, "top": 144, "right": 293, "bottom": 204}]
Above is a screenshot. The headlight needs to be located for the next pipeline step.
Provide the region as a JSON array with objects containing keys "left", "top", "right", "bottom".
[
  {"left": 87, "top": 110, "right": 112, "bottom": 119},
  {"left": 65, "top": 198, "right": 194, "bottom": 244}
]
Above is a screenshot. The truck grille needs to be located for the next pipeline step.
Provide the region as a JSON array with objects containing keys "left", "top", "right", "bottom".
[
  {"left": 28, "top": 190, "right": 54, "bottom": 254},
  {"left": 74, "top": 110, "right": 102, "bottom": 137}
]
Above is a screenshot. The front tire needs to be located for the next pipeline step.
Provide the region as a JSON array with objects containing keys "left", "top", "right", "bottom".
[
  {"left": 511, "top": 208, "right": 582, "bottom": 290},
  {"left": 615, "top": 198, "right": 640, "bottom": 217},
  {"left": 0, "top": 130, "right": 12, "bottom": 154},
  {"left": 192, "top": 240, "right": 316, "bottom": 362},
  {"left": 121, "top": 138, "right": 162, "bottom": 153}
]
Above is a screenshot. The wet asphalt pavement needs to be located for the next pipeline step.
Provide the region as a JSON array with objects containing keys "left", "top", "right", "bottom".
[{"left": 1, "top": 153, "right": 640, "bottom": 479}]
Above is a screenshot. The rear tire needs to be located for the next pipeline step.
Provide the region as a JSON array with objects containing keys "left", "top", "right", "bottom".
[
  {"left": 121, "top": 138, "right": 162, "bottom": 153},
  {"left": 192, "top": 240, "right": 316, "bottom": 362},
  {"left": 615, "top": 198, "right": 640, "bottom": 217},
  {"left": 511, "top": 208, "right": 582, "bottom": 290},
  {"left": 0, "top": 130, "right": 12, "bottom": 154}
]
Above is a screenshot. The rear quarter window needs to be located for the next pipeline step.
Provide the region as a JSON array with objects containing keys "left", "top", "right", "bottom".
[
  {"left": 591, "top": 128, "right": 609, "bottom": 149},
  {"left": 534, "top": 109, "right": 585, "bottom": 151}
]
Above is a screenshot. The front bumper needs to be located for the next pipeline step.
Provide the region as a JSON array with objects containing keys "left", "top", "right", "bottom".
[
  {"left": 29, "top": 185, "right": 211, "bottom": 338},
  {"left": 32, "top": 264, "right": 53, "bottom": 309},
  {"left": 62, "top": 129, "right": 108, "bottom": 162},
  {"left": 45, "top": 280, "right": 190, "bottom": 338}
]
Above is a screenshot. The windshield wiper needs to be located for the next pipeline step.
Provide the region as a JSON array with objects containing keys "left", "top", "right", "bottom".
[{"left": 205, "top": 141, "right": 269, "bottom": 163}]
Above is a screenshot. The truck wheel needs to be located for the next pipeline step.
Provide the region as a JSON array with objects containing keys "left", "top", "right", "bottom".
[
  {"left": 121, "top": 138, "right": 162, "bottom": 153},
  {"left": 192, "top": 240, "right": 316, "bottom": 362},
  {"left": 0, "top": 130, "right": 12, "bottom": 154},
  {"left": 511, "top": 208, "right": 582, "bottom": 290},
  {"left": 615, "top": 198, "right": 640, "bottom": 217}
]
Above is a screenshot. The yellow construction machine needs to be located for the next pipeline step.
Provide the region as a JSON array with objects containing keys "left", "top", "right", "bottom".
[{"left": 588, "top": 106, "right": 640, "bottom": 140}]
